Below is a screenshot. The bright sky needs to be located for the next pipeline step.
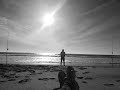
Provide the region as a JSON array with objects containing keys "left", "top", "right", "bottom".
[{"left": 0, "top": 0, "right": 120, "bottom": 54}]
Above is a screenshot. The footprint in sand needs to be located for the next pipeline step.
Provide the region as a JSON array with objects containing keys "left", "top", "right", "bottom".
[
  {"left": 8, "top": 78, "right": 16, "bottom": 81},
  {"left": 84, "top": 77, "right": 93, "bottom": 80},
  {"left": 49, "top": 78, "right": 56, "bottom": 80},
  {"left": 38, "top": 78, "right": 55, "bottom": 81},
  {"left": 77, "top": 77, "right": 84, "bottom": 79},
  {"left": 15, "top": 75, "right": 20, "bottom": 78},
  {"left": 116, "top": 80, "right": 120, "bottom": 82},
  {"left": 104, "top": 83, "right": 115, "bottom": 87},
  {"left": 18, "top": 78, "right": 31, "bottom": 84},
  {"left": 38, "top": 78, "right": 49, "bottom": 81},
  {"left": 82, "top": 71, "right": 90, "bottom": 74},
  {"left": 0, "top": 80, "right": 7, "bottom": 83},
  {"left": 79, "top": 67, "right": 87, "bottom": 70},
  {"left": 82, "top": 81, "right": 88, "bottom": 84}
]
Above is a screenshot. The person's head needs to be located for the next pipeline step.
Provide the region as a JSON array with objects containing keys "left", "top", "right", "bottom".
[
  {"left": 62, "top": 49, "right": 64, "bottom": 52},
  {"left": 66, "top": 66, "right": 76, "bottom": 81}
]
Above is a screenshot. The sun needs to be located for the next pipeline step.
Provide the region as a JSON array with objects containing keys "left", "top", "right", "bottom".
[{"left": 42, "top": 13, "right": 54, "bottom": 27}]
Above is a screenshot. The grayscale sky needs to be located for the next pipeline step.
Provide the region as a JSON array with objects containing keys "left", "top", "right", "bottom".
[{"left": 0, "top": 0, "right": 120, "bottom": 54}]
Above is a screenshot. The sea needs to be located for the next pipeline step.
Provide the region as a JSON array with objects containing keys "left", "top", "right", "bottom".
[{"left": 0, "top": 53, "right": 120, "bottom": 66}]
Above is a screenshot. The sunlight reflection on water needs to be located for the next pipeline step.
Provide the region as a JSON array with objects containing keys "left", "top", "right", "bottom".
[{"left": 0, "top": 55, "right": 120, "bottom": 66}]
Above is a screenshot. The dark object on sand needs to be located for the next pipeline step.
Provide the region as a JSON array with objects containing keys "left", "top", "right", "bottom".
[
  {"left": 58, "top": 70, "right": 66, "bottom": 88},
  {"left": 38, "top": 78, "right": 49, "bottom": 81},
  {"left": 78, "top": 67, "right": 87, "bottom": 70},
  {"left": 82, "top": 81, "right": 87, "bottom": 84},
  {"left": 82, "top": 71, "right": 90, "bottom": 74},
  {"left": 8, "top": 78, "right": 16, "bottom": 81},
  {"left": 104, "top": 83, "right": 114, "bottom": 87},
  {"left": 116, "top": 80, "right": 120, "bottom": 82},
  {"left": 77, "top": 77, "right": 84, "bottom": 79},
  {"left": 84, "top": 77, "right": 93, "bottom": 80},
  {"left": 15, "top": 75, "right": 20, "bottom": 78},
  {"left": 1, "top": 74, "right": 14, "bottom": 79},
  {"left": 38, "top": 77, "right": 55, "bottom": 81},
  {"left": 59, "top": 66, "right": 79, "bottom": 90},
  {"left": 49, "top": 78, "right": 56, "bottom": 80},
  {"left": 18, "top": 78, "right": 31, "bottom": 84},
  {"left": 0, "top": 80, "right": 6, "bottom": 83}
]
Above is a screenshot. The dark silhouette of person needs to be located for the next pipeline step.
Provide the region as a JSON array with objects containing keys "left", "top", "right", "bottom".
[
  {"left": 54, "top": 66, "right": 79, "bottom": 90},
  {"left": 62, "top": 66, "right": 79, "bottom": 90},
  {"left": 58, "top": 70, "right": 66, "bottom": 88},
  {"left": 60, "top": 49, "right": 66, "bottom": 66}
]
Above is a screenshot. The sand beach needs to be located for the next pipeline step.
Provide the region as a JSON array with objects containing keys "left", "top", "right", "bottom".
[{"left": 0, "top": 64, "right": 120, "bottom": 90}]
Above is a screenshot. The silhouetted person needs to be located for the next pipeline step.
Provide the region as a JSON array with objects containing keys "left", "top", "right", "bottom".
[
  {"left": 58, "top": 70, "right": 66, "bottom": 88},
  {"left": 60, "top": 49, "right": 66, "bottom": 66},
  {"left": 57, "top": 66, "right": 79, "bottom": 90}
]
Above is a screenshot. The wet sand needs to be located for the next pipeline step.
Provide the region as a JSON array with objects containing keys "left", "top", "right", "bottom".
[{"left": 0, "top": 64, "right": 120, "bottom": 90}]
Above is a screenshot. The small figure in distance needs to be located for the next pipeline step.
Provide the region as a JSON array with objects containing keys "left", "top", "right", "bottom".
[
  {"left": 60, "top": 49, "right": 66, "bottom": 66},
  {"left": 61, "top": 66, "right": 79, "bottom": 90}
]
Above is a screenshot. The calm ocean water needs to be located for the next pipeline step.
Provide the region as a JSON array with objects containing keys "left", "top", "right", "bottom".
[{"left": 0, "top": 54, "right": 120, "bottom": 66}]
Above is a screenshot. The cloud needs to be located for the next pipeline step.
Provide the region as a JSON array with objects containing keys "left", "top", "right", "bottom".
[
  {"left": 0, "top": 0, "right": 120, "bottom": 53},
  {"left": 0, "top": 16, "right": 34, "bottom": 44},
  {"left": 78, "top": 0, "right": 115, "bottom": 16},
  {"left": 53, "top": 0, "right": 120, "bottom": 54}
]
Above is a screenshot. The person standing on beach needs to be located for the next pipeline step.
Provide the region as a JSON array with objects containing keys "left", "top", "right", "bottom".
[{"left": 60, "top": 49, "right": 66, "bottom": 66}]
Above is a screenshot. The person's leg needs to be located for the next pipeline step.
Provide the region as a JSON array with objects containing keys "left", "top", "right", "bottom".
[
  {"left": 61, "top": 57, "right": 62, "bottom": 65},
  {"left": 60, "top": 83, "right": 63, "bottom": 88},
  {"left": 60, "top": 82, "right": 65, "bottom": 88},
  {"left": 63, "top": 57, "right": 65, "bottom": 66}
]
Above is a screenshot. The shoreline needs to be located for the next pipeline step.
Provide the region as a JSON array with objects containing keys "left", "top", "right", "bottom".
[{"left": 1, "top": 63, "right": 120, "bottom": 68}]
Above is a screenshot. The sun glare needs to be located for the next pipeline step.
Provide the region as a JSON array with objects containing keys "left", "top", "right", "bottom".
[
  {"left": 40, "top": 53, "right": 56, "bottom": 56},
  {"left": 42, "top": 13, "right": 54, "bottom": 27}
]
